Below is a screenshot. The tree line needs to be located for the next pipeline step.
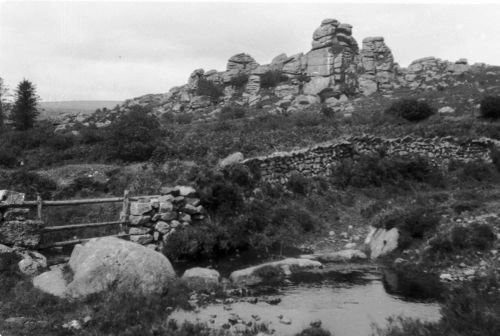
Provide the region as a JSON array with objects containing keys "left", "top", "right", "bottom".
[{"left": 0, "top": 77, "right": 40, "bottom": 132}]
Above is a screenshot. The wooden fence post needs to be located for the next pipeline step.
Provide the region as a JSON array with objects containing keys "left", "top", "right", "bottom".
[
  {"left": 36, "top": 193, "right": 43, "bottom": 221},
  {"left": 120, "top": 190, "right": 130, "bottom": 233}
]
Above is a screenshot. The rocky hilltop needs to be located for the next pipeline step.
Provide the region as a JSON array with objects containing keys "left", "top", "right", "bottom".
[{"left": 62, "top": 18, "right": 489, "bottom": 128}]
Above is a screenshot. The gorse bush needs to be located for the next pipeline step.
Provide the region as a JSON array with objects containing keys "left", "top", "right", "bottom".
[
  {"left": 219, "top": 105, "right": 246, "bottom": 120},
  {"left": 385, "top": 98, "right": 435, "bottom": 122},
  {"left": 229, "top": 73, "right": 249, "bottom": 89},
  {"left": 372, "top": 205, "right": 440, "bottom": 248},
  {"left": 104, "top": 105, "right": 162, "bottom": 162},
  {"left": 260, "top": 70, "right": 288, "bottom": 89},
  {"left": 480, "top": 95, "right": 500, "bottom": 119},
  {"left": 196, "top": 78, "right": 224, "bottom": 103},
  {"left": 332, "top": 152, "right": 445, "bottom": 189},
  {"left": 430, "top": 222, "right": 495, "bottom": 253}
]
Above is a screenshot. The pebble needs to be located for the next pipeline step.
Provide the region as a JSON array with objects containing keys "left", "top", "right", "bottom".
[
  {"left": 328, "top": 231, "right": 335, "bottom": 237},
  {"left": 440, "top": 273, "right": 453, "bottom": 281},
  {"left": 62, "top": 320, "right": 82, "bottom": 330},
  {"left": 464, "top": 269, "right": 476, "bottom": 276}
]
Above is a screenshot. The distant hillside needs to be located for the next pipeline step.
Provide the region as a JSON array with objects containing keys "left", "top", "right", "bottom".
[{"left": 39, "top": 100, "right": 122, "bottom": 119}]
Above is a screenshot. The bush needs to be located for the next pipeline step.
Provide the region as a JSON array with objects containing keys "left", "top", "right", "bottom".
[
  {"left": 260, "top": 70, "right": 288, "bottom": 89},
  {"left": 219, "top": 105, "right": 246, "bottom": 120},
  {"left": 229, "top": 73, "right": 249, "bottom": 89},
  {"left": 0, "top": 147, "right": 18, "bottom": 168},
  {"left": 0, "top": 169, "right": 57, "bottom": 199},
  {"left": 196, "top": 78, "right": 224, "bottom": 103},
  {"left": 287, "top": 172, "right": 310, "bottom": 195},
  {"left": 104, "top": 105, "right": 162, "bottom": 162},
  {"left": 372, "top": 205, "right": 440, "bottom": 248},
  {"left": 332, "top": 153, "right": 445, "bottom": 189},
  {"left": 480, "top": 95, "right": 500, "bottom": 119},
  {"left": 385, "top": 98, "right": 435, "bottom": 122}
]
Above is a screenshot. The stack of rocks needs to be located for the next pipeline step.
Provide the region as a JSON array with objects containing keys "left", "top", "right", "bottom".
[
  {"left": 0, "top": 190, "right": 42, "bottom": 248},
  {"left": 358, "top": 36, "right": 396, "bottom": 95},
  {"left": 303, "top": 18, "right": 359, "bottom": 97},
  {"left": 126, "top": 186, "right": 206, "bottom": 250}
]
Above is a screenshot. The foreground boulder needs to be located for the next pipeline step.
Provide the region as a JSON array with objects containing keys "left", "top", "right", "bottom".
[
  {"left": 229, "top": 258, "right": 322, "bottom": 286},
  {"left": 34, "top": 237, "right": 176, "bottom": 298},
  {"left": 364, "top": 226, "right": 399, "bottom": 259}
]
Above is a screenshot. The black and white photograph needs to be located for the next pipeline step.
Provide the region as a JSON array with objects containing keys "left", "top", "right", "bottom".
[{"left": 0, "top": 1, "right": 499, "bottom": 335}]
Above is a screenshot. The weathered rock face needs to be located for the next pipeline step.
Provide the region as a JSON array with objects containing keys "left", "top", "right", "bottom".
[
  {"left": 34, "top": 237, "right": 176, "bottom": 298},
  {"left": 229, "top": 258, "right": 322, "bottom": 285},
  {"left": 358, "top": 36, "right": 396, "bottom": 94},
  {"left": 305, "top": 18, "right": 359, "bottom": 96},
  {"left": 226, "top": 53, "right": 259, "bottom": 73}
]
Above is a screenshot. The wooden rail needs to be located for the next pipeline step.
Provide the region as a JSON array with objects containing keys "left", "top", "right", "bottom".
[
  {"left": 0, "top": 189, "right": 157, "bottom": 249},
  {"left": 42, "top": 221, "right": 127, "bottom": 232},
  {"left": 39, "top": 233, "right": 131, "bottom": 249}
]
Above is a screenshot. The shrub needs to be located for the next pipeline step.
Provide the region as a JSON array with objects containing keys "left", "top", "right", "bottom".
[
  {"left": 372, "top": 205, "right": 440, "bottom": 248},
  {"left": 219, "top": 105, "right": 246, "bottom": 120},
  {"left": 384, "top": 98, "right": 435, "bottom": 122},
  {"left": 0, "top": 147, "right": 18, "bottom": 168},
  {"left": 332, "top": 153, "right": 445, "bottom": 189},
  {"left": 104, "top": 105, "right": 162, "bottom": 162},
  {"left": 287, "top": 172, "right": 310, "bottom": 195},
  {"left": 260, "top": 70, "right": 288, "bottom": 89},
  {"left": 480, "top": 95, "right": 500, "bottom": 119},
  {"left": 229, "top": 73, "right": 249, "bottom": 89},
  {"left": 431, "top": 222, "right": 495, "bottom": 254},
  {"left": 196, "top": 78, "right": 224, "bottom": 103},
  {"left": 291, "top": 111, "right": 323, "bottom": 127},
  {"left": 296, "top": 327, "right": 332, "bottom": 336},
  {"left": 0, "top": 170, "right": 57, "bottom": 199}
]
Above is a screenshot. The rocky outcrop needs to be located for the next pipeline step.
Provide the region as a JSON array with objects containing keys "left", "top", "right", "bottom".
[
  {"left": 229, "top": 258, "right": 322, "bottom": 285},
  {"left": 358, "top": 36, "right": 396, "bottom": 95},
  {"left": 34, "top": 237, "right": 176, "bottom": 298},
  {"left": 304, "top": 19, "right": 359, "bottom": 96}
]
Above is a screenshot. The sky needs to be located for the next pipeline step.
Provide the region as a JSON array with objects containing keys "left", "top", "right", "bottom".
[{"left": 1, "top": 0, "right": 500, "bottom": 102}]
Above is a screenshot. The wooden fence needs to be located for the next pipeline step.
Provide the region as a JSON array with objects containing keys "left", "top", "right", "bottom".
[{"left": 0, "top": 190, "right": 160, "bottom": 249}]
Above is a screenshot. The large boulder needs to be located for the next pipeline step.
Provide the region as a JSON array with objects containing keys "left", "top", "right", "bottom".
[
  {"left": 34, "top": 237, "right": 176, "bottom": 298},
  {"left": 358, "top": 36, "right": 395, "bottom": 94},
  {"left": 364, "top": 227, "right": 399, "bottom": 259},
  {"left": 229, "top": 258, "right": 322, "bottom": 285}
]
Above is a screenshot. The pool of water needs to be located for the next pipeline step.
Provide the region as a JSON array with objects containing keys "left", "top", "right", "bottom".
[{"left": 171, "top": 266, "right": 442, "bottom": 336}]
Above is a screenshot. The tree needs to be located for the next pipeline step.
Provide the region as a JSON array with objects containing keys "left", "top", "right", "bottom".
[
  {"left": 0, "top": 77, "right": 9, "bottom": 132},
  {"left": 11, "top": 79, "right": 39, "bottom": 130},
  {"left": 105, "top": 105, "right": 162, "bottom": 162}
]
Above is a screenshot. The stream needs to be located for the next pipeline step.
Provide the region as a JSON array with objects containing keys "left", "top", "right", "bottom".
[{"left": 170, "top": 264, "right": 442, "bottom": 336}]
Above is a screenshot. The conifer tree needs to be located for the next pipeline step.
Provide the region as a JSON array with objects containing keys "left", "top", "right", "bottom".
[{"left": 11, "top": 79, "right": 39, "bottom": 130}]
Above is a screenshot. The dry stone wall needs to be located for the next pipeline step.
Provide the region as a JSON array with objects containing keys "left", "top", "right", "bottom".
[
  {"left": 125, "top": 186, "right": 206, "bottom": 251},
  {"left": 0, "top": 191, "right": 42, "bottom": 248},
  {"left": 242, "top": 136, "right": 498, "bottom": 184}
]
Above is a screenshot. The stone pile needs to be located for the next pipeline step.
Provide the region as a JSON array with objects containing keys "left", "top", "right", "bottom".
[
  {"left": 126, "top": 185, "right": 205, "bottom": 250},
  {"left": 304, "top": 19, "right": 359, "bottom": 96},
  {"left": 0, "top": 190, "right": 42, "bottom": 248},
  {"left": 358, "top": 36, "right": 396, "bottom": 95}
]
